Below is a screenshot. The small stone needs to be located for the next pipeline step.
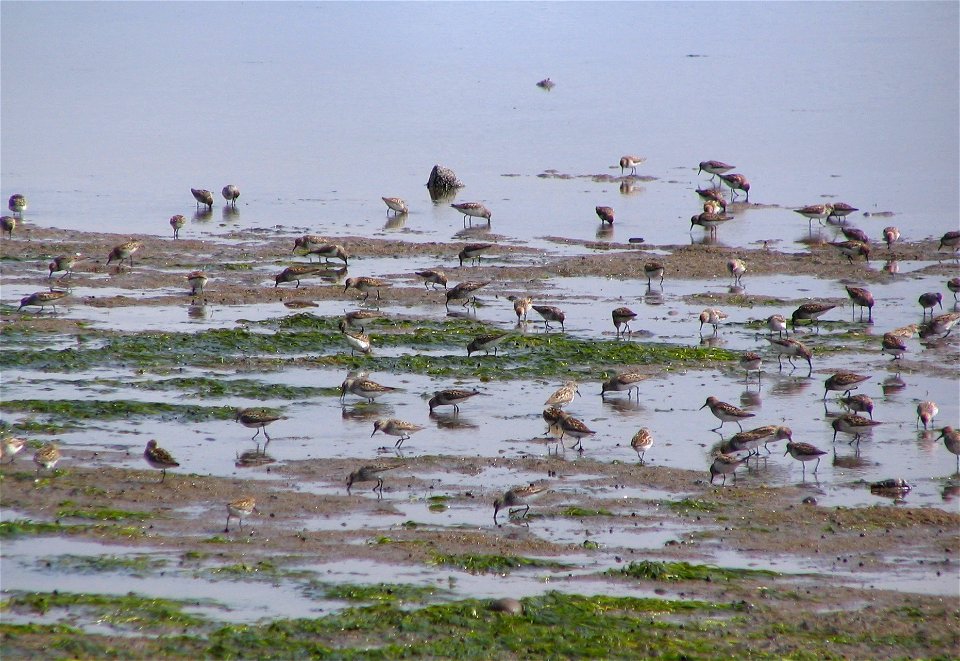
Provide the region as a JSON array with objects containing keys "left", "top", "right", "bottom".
[
  {"left": 802, "top": 496, "right": 817, "bottom": 505},
  {"left": 489, "top": 597, "right": 523, "bottom": 614}
]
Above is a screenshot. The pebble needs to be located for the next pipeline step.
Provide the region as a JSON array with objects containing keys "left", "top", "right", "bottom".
[{"left": 489, "top": 597, "right": 523, "bottom": 614}]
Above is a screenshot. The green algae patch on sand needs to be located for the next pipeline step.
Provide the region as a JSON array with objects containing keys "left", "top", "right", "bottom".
[
  {"left": 1, "top": 591, "right": 210, "bottom": 629},
  {"left": 204, "top": 592, "right": 728, "bottom": 659},
  {"left": 55, "top": 506, "right": 153, "bottom": 522},
  {"left": 0, "top": 518, "right": 144, "bottom": 539},
  {"left": 311, "top": 582, "right": 447, "bottom": 604},
  {"left": 40, "top": 554, "right": 164, "bottom": 575},
  {"left": 560, "top": 506, "right": 615, "bottom": 517},
  {"left": 612, "top": 560, "right": 779, "bottom": 582},
  {"left": 428, "top": 552, "right": 573, "bottom": 574},
  {"left": 0, "top": 399, "right": 236, "bottom": 423},
  {"left": 120, "top": 376, "right": 337, "bottom": 400}
]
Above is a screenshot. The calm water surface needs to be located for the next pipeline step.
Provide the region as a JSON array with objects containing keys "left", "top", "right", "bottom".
[{"left": 2, "top": 2, "right": 957, "bottom": 248}]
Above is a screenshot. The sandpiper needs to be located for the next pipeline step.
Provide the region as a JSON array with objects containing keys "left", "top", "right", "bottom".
[
  {"left": 343, "top": 310, "right": 382, "bottom": 331},
  {"left": 235, "top": 408, "right": 282, "bottom": 448},
  {"left": 225, "top": 496, "right": 256, "bottom": 531},
  {"left": 186, "top": 271, "right": 208, "bottom": 295},
  {"left": 726, "top": 258, "right": 746, "bottom": 286},
  {"left": 458, "top": 242, "right": 493, "bottom": 266},
  {"left": 718, "top": 173, "right": 750, "bottom": 202},
  {"left": 938, "top": 230, "right": 960, "bottom": 252},
  {"left": 595, "top": 206, "right": 615, "bottom": 225},
  {"left": 338, "top": 319, "right": 372, "bottom": 355},
  {"left": 823, "top": 371, "right": 870, "bottom": 400},
  {"left": 347, "top": 464, "right": 400, "bottom": 497},
  {"left": 544, "top": 381, "right": 580, "bottom": 408},
  {"left": 275, "top": 265, "right": 323, "bottom": 288},
  {"left": 415, "top": 269, "right": 448, "bottom": 290},
  {"left": 532, "top": 305, "right": 566, "bottom": 331},
  {"left": 451, "top": 202, "right": 492, "bottom": 225},
  {"left": 509, "top": 295, "right": 533, "bottom": 322},
  {"left": 881, "top": 332, "right": 908, "bottom": 360},
  {"left": 840, "top": 227, "right": 869, "bottom": 244},
  {"left": 703, "top": 200, "right": 724, "bottom": 215},
  {"left": 918, "top": 292, "right": 943, "bottom": 320},
  {"left": 107, "top": 240, "right": 144, "bottom": 267},
  {"left": 536, "top": 78, "right": 555, "bottom": 90},
  {"left": 840, "top": 394, "right": 874, "bottom": 420},
  {"left": 620, "top": 155, "right": 645, "bottom": 176},
  {"left": 428, "top": 388, "right": 480, "bottom": 414},
  {"left": 644, "top": 262, "right": 665, "bottom": 286},
  {"left": 8, "top": 193, "right": 27, "bottom": 215},
  {"left": 784, "top": 441, "right": 828, "bottom": 477},
  {"left": 382, "top": 197, "right": 408, "bottom": 215},
  {"left": 169, "top": 215, "right": 186, "bottom": 239},
  {"left": 739, "top": 352, "right": 762, "bottom": 384},
  {"left": 191, "top": 188, "right": 214, "bottom": 210},
  {"left": 33, "top": 443, "right": 61, "bottom": 479},
  {"left": 630, "top": 428, "right": 653, "bottom": 463},
  {"left": 699, "top": 308, "right": 728, "bottom": 335},
  {"left": 695, "top": 188, "right": 727, "bottom": 209},
  {"left": 793, "top": 204, "right": 832, "bottom": 225},
  {"left": 828, "top": 202, "right": 858, "bottom": 221},
  {"left": 542, "top": 406, "right": 566, "bottom": 439},
  {"left": 48, "top": 253, "right": 81, "bottom": 280},
  {"left": 917, "top": 401, "right": 938, "bottom": 430},
  {"left": 728, "top": 425, "right": 792, "bottom": 455},
  {"left": 1, "top": 436, "right": 26, "bottom": 464},
  {"left": 791, "top": 302, "right": 837, "bottom": 331},
  {"left": 494, "top": 484, "right": 548, "bottom": 523},
  {"left": 844, "top": 286, "right": 874, "bottom": 323},
  {"left": 372, "top": 418, "right": 425, "bottom": 448},
  {"left": 766, "top": 313, "right": 788, "bottom": 337},
  {"left": 690, "top": 211, "right": 733, "bottom": 235},
  {"left": 292, "top": 235, "right": 326, "bottom": 253},
  {"left": 307, "top": 244, "right": 349, "bottom": 265},
  {"left": 831, "top": 413, "right": 881, "bottom": 444},
  {"left": 467, "top": 331, "right": 509, "bottom": 357},
  {"left": 948, "top": 277, "right": 960, "bottom": 300},
  {"left": 557, "top": 412, "right": 595, "bottom": 451},
  {"left": 601, "top": 372, "right": 648, "bottom": 399},
  {"left": 766, "top": 337, "right": 813, "bottom": 373},
  {"left": 347, "top": 379, "right": 397, "bottom": 403},
  {"left": 830, "top": 240, "right": 871, "bottom": 263},
  {"left": 698, "top": 160, "right": 735, "bottom": 178},
  {"left": 221, "top": 184, "right": 240, "bottom": 207},
  {"left": 144, "top": 440, "right": 179, "bottom": 483},
  {"left": 881, "top": 226, "right": 900, "bottom": 249},
  {"left": 1, "top": 215, "right": 16, "bottom": 237},
  {"left": 344, "top": 276, "right": 388, "bottom": 301},
  {"left": 18, "top": 290, "right": 68, "bottom": 313},
  {"left": 445, "top": 280, "right": 489, "bottom": 308},
  {"left": 612, "top": 307, "right": 637, "bottom": 337},
  {"left": 919, "top": 312, "right": 960, "bottom": 338},
  {"left": 700, "top": 396, "right": 755, "bottom": 432},
  {"left": 709, "top": 452, "right": 748, "bottom": 485},
  {"left": 937, "top": 427, "right": 960, "bottom": 471}
]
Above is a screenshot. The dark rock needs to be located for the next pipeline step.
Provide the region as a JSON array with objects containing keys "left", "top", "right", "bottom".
[{"left": 426, "top": 165, "right": 464, "bottom": 197}]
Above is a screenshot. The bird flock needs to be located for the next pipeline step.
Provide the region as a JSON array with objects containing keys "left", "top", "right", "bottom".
[{"left": 2, "top": 157, "right": 959, "bottom": 526}]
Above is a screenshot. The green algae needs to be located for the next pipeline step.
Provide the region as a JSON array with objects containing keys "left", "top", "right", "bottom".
[
  {"left": 40, "top": 554, "right": 164, "bottom": 575},
  {"left": 55, "top": 507, "right": 153, "bottom": 522},
  {"left": 561, "top": 506, "right": 614, "bottom": 517},
  {"left": 613, "top": 560, "right": 779, "bottom": 582},
  {"left": 0, "top": 399, "right": 236, "bottom": 423},
  {"left": 314, "top": 582, "right": 445, "bottom": 604},
  {"left": 428, "top": 552, "right": 572, "bottom": 574},
  {"left": 1, "top": 590, "right": 208, "bottom": 628},
  {"left": 0, "top": 315, "right": 741, "bottom": 378}
]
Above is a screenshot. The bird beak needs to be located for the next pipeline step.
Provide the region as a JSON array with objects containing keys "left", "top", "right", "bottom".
[{"left": 699, "top": 403, "right": 708, "bottom": 410}]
